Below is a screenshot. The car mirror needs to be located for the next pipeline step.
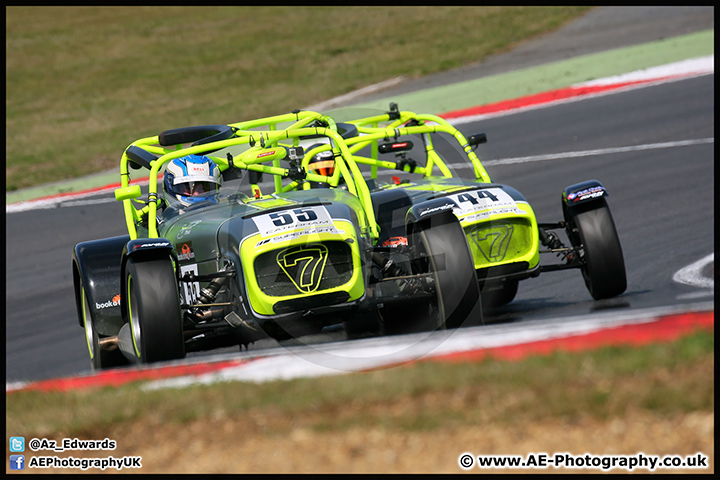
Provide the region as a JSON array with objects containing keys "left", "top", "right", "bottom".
[
  {"left": 115, "top": 185, "right": 142, "bottom": 201},
  {"left": 468, "top": 133, "right": 487, "bottom": 147},
  {"left": 126, "top": 145, "right": 158, "bottom": 170}
]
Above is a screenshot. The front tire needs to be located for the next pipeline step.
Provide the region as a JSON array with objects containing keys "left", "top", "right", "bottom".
[
  {"left": 565, "top": 199, "right": 627, "bottom": 300},
  {"left": 383, "top": 213, "right": 483, "bottom": 333},
  {"left": 124, "top": 255, "right": 185, "bottom": 363}
]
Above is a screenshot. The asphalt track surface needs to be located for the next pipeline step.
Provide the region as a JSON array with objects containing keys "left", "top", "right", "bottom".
[{"left": 5, "top": 7, "right": 714, "bottom": 384}]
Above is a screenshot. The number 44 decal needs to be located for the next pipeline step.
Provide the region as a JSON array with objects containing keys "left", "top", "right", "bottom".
[
  {"left": 455, "top": 189, "right": 498, "bottom": 205},
  {"left": 449, "top": 188, "right": 522, "bottom": 217}
]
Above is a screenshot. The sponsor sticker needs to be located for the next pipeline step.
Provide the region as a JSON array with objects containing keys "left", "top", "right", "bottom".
[
  {"left": 419, "top": 203, "right": 454, "bottom": 217},
  {"left": 189, "top": 164, "right": 209, "bottom": 175},
  {"left": 133, "top": 241, "right": 171, "bottom": 250},
  {"left": 257, "top": 150, "right": 278, "bottom": 158},
  {"left": 176, "top": 241, "right": 196, "bottom": 261},
  {"left": 567, "top": 186, "right": 605, "bottom": 202},
  {"left": 96, "top": 294, "right": 121, "bottom": 310},
  {"left": 259, "top": 226, "right": 345, "bottom": 246},
  {"left": 381, "top": 236, "right": 408, "bottom": 247},
  {"left": 176, "top": 220, "right": 202, "bottom": 240}
]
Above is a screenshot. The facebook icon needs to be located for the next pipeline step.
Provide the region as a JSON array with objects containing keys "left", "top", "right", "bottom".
[{"left": 10, "top": 454, "right": 25, "bottom": 470}]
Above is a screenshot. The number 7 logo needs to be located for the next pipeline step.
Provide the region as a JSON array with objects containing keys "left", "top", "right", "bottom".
[
  {"left": 470, "top": 221, "right": 514, "bottom": 263},
  {"left": 276, "top": 244, "right": 329, "bottom": 293}
]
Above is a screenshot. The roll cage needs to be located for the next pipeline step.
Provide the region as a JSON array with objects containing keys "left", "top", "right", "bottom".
[{"left": 114, "top": 104, "right": 491, "bottom": 242}]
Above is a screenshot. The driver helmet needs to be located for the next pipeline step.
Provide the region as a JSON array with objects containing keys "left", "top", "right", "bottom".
[
  {"left": 306, "top": 145, "right": 335, "bottom": 188},
  {"left": 163, "top": 154, "right": 221, "bottom": 206}
]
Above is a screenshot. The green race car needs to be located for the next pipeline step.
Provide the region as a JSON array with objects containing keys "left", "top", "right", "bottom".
[{"left": 71, "top": 104, "right": 626, "bottom": 369}]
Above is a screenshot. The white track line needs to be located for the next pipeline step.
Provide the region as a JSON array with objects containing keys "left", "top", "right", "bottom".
[
  {"left": 440, "top": 138, "right": 715, "bottom": 169},
  {"left": 673, "top": 253, "right": 714, "bottom": 290}
]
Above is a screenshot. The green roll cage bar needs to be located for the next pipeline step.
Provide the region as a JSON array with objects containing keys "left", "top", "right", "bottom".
[{"left": 114, "top": 104, "right": 492, "bottom": 242}]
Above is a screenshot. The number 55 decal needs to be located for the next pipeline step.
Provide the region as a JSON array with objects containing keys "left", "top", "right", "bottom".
[
  {"left": 276, "top": 244, "right": 329, "bottom": 293},
  {"left": 253, "top": 205, "right": 333, "bottom": 237},
  {"left": 269, "top": 207, "right": 319, "bottom": 226}
]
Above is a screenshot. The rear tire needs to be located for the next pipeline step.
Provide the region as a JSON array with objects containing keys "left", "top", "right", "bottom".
[
  {"left": 565, "top": 199, "right": 627, "bottom": 300},
  {"left": 81, "top": 285, "right": 127, "bottom": 370},
  {"left": 124, "top": 255, "right": 185, "bottom": 363}
]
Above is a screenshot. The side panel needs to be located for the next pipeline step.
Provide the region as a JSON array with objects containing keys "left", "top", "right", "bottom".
[{"left": 72, "top": 235, "right": 129, "bottom": 335}]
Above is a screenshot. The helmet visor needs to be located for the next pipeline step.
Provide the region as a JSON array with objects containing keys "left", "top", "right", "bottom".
[
  {"left": 174, "top": 181, "right": 219, "bottom": 197},
  {"left": 308, "top": 159, "right": 335, "bottom": 177}
]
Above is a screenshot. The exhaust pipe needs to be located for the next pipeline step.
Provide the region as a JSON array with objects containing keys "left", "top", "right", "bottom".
[{"left": 98, "top": 336, "right": 119, "bottom": 351}]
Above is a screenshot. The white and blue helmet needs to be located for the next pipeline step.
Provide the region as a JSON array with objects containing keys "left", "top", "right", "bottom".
[{"left": 163, "top": 154, "right": 221, "bottom": 206}]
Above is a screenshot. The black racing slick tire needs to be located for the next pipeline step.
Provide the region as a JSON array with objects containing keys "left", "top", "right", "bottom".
[
  {"left": 565, "top": 199, "right": 627, "bottom": 300},
  {"left": 416, "top": 215, "right": 483, "bottom": 329},
  {"left": 383, "top": 213, "right": 483, "bottom": 333},
  {"left": 124, "top": 255, "right": 185, "bottom": 364},
  {"left": 81, "top": 284, "right": 127, "bottom": 370}
]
